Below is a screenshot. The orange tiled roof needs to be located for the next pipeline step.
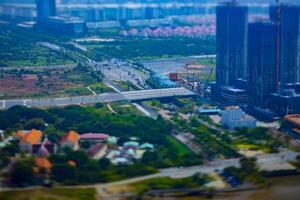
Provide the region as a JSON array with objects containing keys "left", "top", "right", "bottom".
[
  {"left": 68, "top": 160, "right": 76, "bottom": 167},
  {"left": 61, "top": 130, "right": 79, "bottom": 145},
  {"left": 20, "top": 129, "right": 42, "bottom": 145},
  {"left": 292, "top": 128, "right": 300, "bottom": 135},
  {"left": 35, "top": 157, "right": 52, "bottom": 170},
  {"left": 13, "top": 131, "right": 26, "bottom": 139},
  {"left": 284, "top": 114, "right": 300, "bottom": 127}
]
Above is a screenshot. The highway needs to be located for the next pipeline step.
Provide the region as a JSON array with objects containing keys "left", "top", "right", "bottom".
[
  {"left": 122, "top": 87, "right": 194, "bottom": 101},
  {"left": 0, "top": 87, "right": 195, "bottom": 109}
]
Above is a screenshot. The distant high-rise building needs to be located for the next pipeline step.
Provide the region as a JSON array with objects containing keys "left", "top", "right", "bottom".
[
  {"left": 35, "top": 0, "right": 86, "bottom": 34},
  {"left": 212, "top": 2, "right": 248, "bottom": 105},
  {"left": 36, "top": 0, "right": 56, "bottom": 21},
  {"left": 248, "top": 22, "right": 277, "bottom": 109},
  {"left": 279, "top": 6, "right": 300, "bottom": 86},
  {"left": 216, "top": 2, "right": 248, "bottom": 86}
]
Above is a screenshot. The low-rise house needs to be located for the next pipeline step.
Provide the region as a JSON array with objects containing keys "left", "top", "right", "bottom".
[
  {"left": 221, "top": 108, "right": 256, "bottom": 130},
  {"left": 124, "top": 148, "right": 136, "bottom": 159},
  {"left": 106, "top": 150, "right": 121, "bottom": 160},
  {"left": 135, "top": 149, "right": 146, "bottom": 159},
  {"left": 32, "top": 137, "right": 56, "bottom": 156},
  {"left": 107, "top": 136, "right": 117, "bottom": 144},
  {"left": 111, "top": 157, "right": 129, "bottom": 165},
  {"left": 68, "top": 160, "right": 76, "bottom": 167},
  {"left": 140, "top": 143, "right": 154, "bottom": 150},
  {"left": 33, "top": 157, "right": 52, "bottom": 174},
  {"left": 19, "top": 129, "right": 42, "bottom": 153},
  {"left": 124, "top": 141, "right": 139, "bottom": 149},
  {"left": 60, "top": 130, "right": 80, "bottom": 151},
  {"left": 105, "top": 139, "right": 153, "bottom": 165},
  {"left": 88, "top": 143, "right": 108, "bottom": 160},
  {"left": 199, "top": 108, "right": 222, "bottom": 115},
  {"left": 13, "top": 130, "right": 29, "bottom": 141},
  {"left": 80, "top": 133, "right": 110, "bottom": 143},
  {"left": 282, "top": 114, "right": 300, "bottom": 139}
]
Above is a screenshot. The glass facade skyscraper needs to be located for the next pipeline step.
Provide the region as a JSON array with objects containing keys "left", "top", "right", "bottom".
[
  {"left": 248, "top": 22, "right": 277, "bottom": 109},
  {"left": 216, "top": 2, "right": 248, "bottom": 86},
  {"left": 36, "top": 0, "right": 56, "bottom": 21},
  {"left": 280, "top": 6, "right": 300, "bottom": 86}
]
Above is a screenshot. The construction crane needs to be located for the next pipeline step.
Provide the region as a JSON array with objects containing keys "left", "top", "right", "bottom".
[
  {"left": 203, "top": 67, "right": 214, "bottom": 96},
  {"left": 275, "top": 0, "right": 281, "bottom": 90},
  {"left": 196, "top": 67, "right": 214, "bottom": 97}
]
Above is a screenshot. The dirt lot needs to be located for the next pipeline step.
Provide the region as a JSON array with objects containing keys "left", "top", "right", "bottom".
[{"left": 0, "top": 68, "right": 100, "bottom": 99}]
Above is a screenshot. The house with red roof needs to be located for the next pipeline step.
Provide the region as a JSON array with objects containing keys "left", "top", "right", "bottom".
[
  {"left": 19, "top": 129, "right": 42, "bottom": 153},
  {"left": 80, "top": 133, "right": 110, "bottom": 144},
  {"left": 88, "top": 143, "right": 108, "bottom": 160},
  {"left": 33, "top": 157, "right": 52, "bottom": 174},
  {"left": 60, "top": 130, "right": 80, "bottom": 150}
]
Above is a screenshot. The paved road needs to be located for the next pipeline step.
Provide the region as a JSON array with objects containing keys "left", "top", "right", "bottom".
[
  {"left": 0, "top": 87, "right": 195, "bottom": 109},
  {"left": 161, "top": 150, "right": 299, "bottom": 179},
  {"left": 0, "top": 150, "right": 298, "bottom": 199},
  {"left": 122, "top": 87, "right": 195, "bottom": 101},
  {"left": 69, "top": 150, "right": 300, "bottom": 200},
  {"left": 0, "top": 93, "right": 126, "bottom": 109},
  {"left": 96, "top": 59, "right": 150, "bottom": 90}
]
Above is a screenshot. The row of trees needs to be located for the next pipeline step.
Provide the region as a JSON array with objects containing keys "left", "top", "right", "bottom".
[
  {"left": 90, "top": 37, "right": 216, "bottom": 60},
  {"left": 0, "top": 105, "right": 202, "bottom": 186}
]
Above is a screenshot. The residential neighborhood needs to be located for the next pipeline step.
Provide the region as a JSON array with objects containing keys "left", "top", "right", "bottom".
[{"left": 1, "top": 129, "right": 155, "bottom": 170}]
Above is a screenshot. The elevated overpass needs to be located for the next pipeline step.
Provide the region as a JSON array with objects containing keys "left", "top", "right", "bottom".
[
  {"left": 0, "top": 87, "right": 196, "bottom": 109},
  {"left": 122, "top": 87, "right": 195, "bottom": 101}
]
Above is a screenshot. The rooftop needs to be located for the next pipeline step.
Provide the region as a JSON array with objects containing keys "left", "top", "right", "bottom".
[
  {"left": 35, "top": 157, "right": 52, "bottom": 170},
  {"left": 88, "top": 143, "right": 107, "bottom": 157},
  {"left": 124, "top": 141, "right": 139, "bottom": 147},
  {"left": 284, "top": 114, "right": 300, "bottom": 127},
  {"left": 80, "top": 133, "right": 109, "bottom": 140},
  {"left": 20, "top": 129, "right": 42, "bottom": 145},
  {"left": 60, "top": 130, "right": 79, "bottom": 145}
]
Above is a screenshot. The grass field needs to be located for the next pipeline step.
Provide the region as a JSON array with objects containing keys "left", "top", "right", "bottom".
[
  {"left": 0, "top": 188, "right": 96, "bottom": 200},
  {"left": 195, "top": 58, "right": 216, "bottom": 67},
  {"left": 111, "top": 102, "right": 142, "bottom": 115},
  {"left": 166, "top": 135, "right": 192, "bottom": 156},
  {"left": 89, "top": 82, "right": 113, "bottom": 94},
  {"left": 113, "top": 80, "right": 139, "bottom": 91},
  {"left": 0, "top": 25, "right": 74, "bottom": 67},
  {"left": 235, "top": 143, "right": 272, "bottom": 154}
]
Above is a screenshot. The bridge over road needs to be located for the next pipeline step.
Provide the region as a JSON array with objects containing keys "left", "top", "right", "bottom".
[{"left": 0, "top": 87, "right": 195, "bottom": 109}]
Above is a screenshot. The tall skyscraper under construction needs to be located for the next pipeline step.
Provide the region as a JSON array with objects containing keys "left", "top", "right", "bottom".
[
  {"left": 279, "top": 5, "right": 300, "bottom": 86},
  {"left": 216, "top": 2, "right": 248, "bottom": 86},
  {"left": 267, "top": 5, "right": 300, "bottom": 116},
  {"left": 212, "top": 1, "right": 248, "bottom": 104}
]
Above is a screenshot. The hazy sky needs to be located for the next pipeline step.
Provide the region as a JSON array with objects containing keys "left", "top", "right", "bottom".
[{"left": 0, "top": 0, "right": 300, "bottom": 4}]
